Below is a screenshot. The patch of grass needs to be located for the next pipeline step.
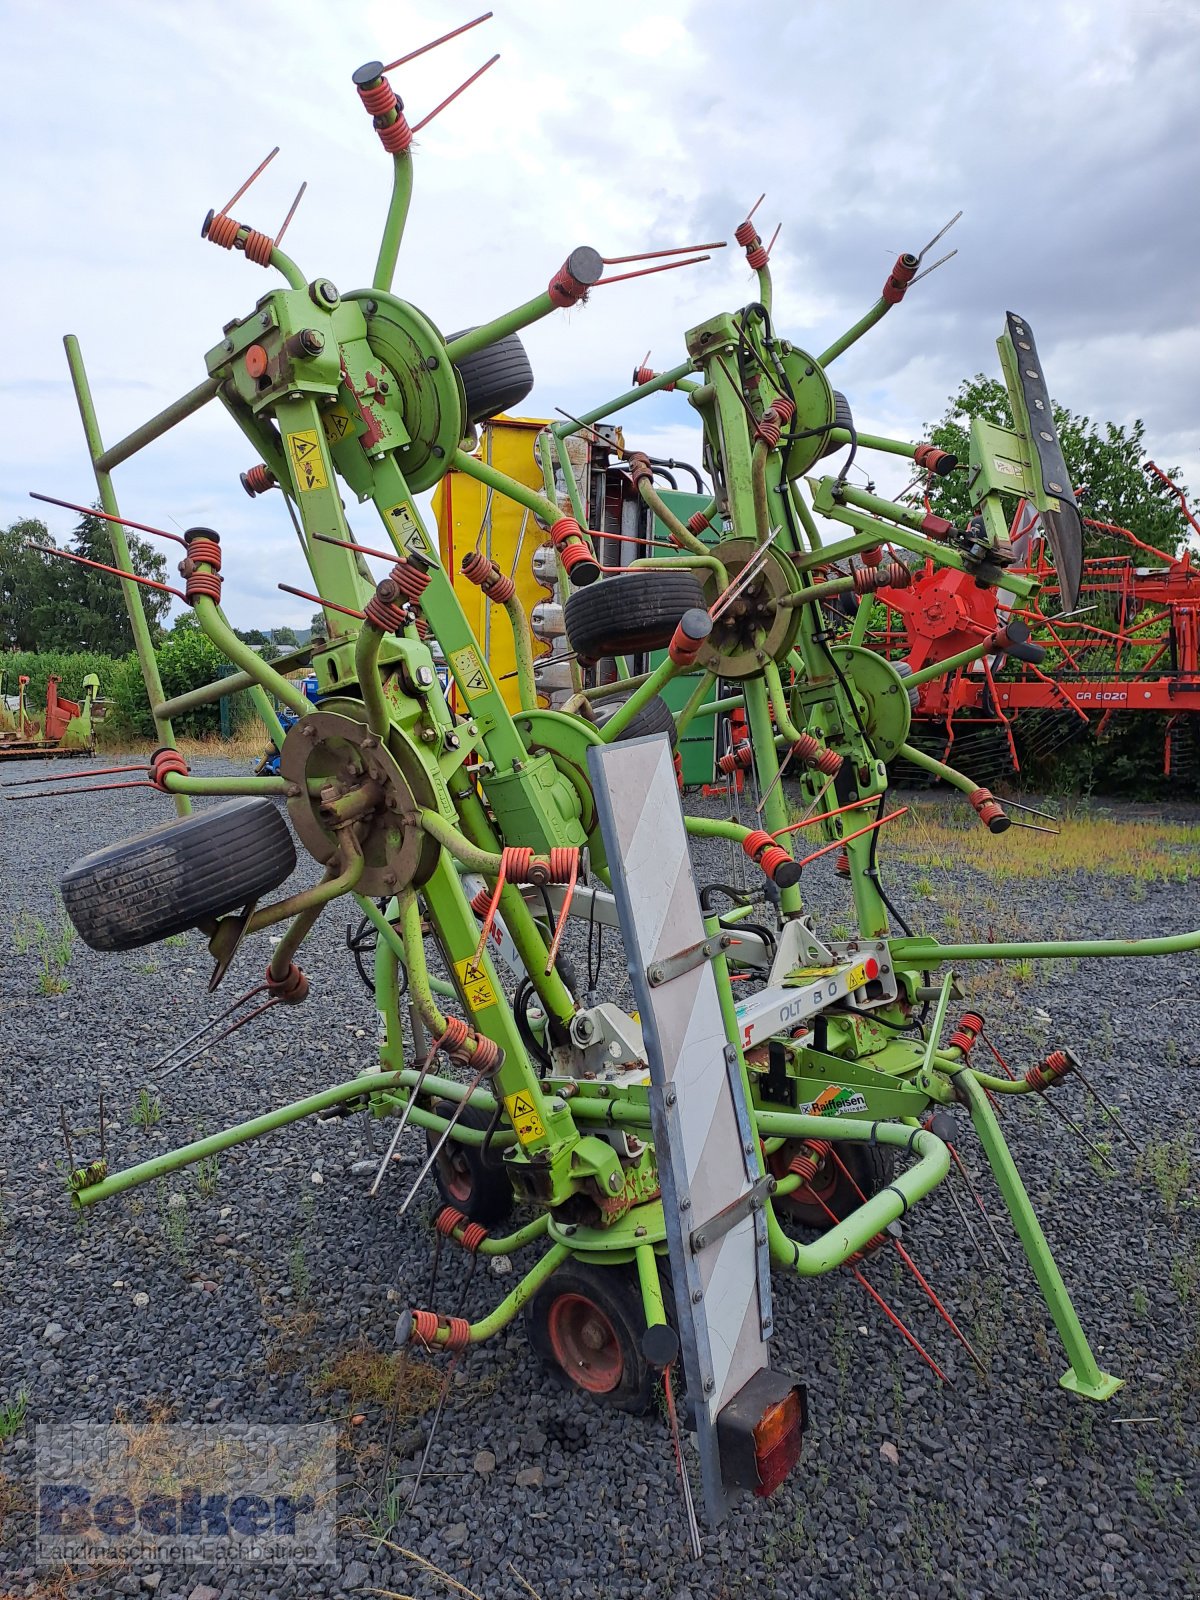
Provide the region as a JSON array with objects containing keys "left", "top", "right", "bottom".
[
  {"left": 132, "top": 1089, "right": 161, "bottom": 1130},
  {"left": 137, "top": 960, "right": 159, "bottom": 975},
  {"left": 1132, "top": 1284, "right": 1149, "bottom": 1318},
  {"left": 313, "top": 1345, "right": 441, "bottom": 1417},
  {"left": 888, "top": 804, "right": 1200, "bottom": 882},
  {"left": 163, "top": 932, "right": 188, "bottom": 948},
  {"left": 0, "top": 1388, "right": 28, "bottom": 1442},
  {"left": 194, "top": 1153, "right": 220, "bottom": 1200},
  {"left": 161, "top": 1190, "right": 189, "bottom": 1267},
  {"left": 1169, "top": 1248, "right": 1200, "bottom": 1307},
  {"left": 1138, "top": 1130, "right": 1194, "bottom": 1218},
  {"left": 17, "top": 901, "right": 76, "bottom": 996},
  {"left": 288, "top": 1233, "right": 311, "bottom": 1303}
]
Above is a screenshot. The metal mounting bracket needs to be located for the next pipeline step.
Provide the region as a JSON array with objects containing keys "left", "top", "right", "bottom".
[
  {"left": 648, "top": 932, "right": 735, "bottom": 987},
  {"left": 690, "top": 1173, "right": 776, "bottom": 1253}
]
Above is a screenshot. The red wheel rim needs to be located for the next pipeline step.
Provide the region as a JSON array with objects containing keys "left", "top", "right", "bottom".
[
  {"left": 546, "top": 1293, "right": 624, "bottom": 1393},
  {"left": 438, "top": 1147, "right": 473, "bottom": 1205}
]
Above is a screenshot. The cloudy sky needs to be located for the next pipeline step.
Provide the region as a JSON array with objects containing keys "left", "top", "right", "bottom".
[{"left": 3, "top": 0, "right": 1197, "bottom": 631}]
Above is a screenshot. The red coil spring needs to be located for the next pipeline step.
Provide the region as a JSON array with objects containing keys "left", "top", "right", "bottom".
[
  {"left": 435, "top": 1206, "right": 468, "bottom": 1238},
  {"left": 185, "top": 536, "right": 222, "bottom": 572},
  {"left": 468, "top": 1034, "right": 502, "bottom": 1073},
  {"left": 548, "top": 264, "right": 589, "bottom": 308},
  {"left": 835, "top": 850, "right": 850, "bottom": 878},
  {"left": 378, "top": 111, "right": 414, "bottom": 153},
  {"left": 409, "top": 1308, "right": 441, "bottom": 1345},
  {"left": 358, "top": 76, "right": 397, "bottom": 116},
  {"left": 414, "top": 616, "right": 430, "bottom": 640},
  {"left": 880, "top": 562, "right": 911, "bottom": 590},
  {"left": 459, "top": 1221, "right": 488, "bottom": 1252},
  {"left": 687, "top": 510, "right": 712, "bottom": 536},
  {"left": 241, "top": 464, "right": 276, "bottom": 497},
  {"left": 734, "top": 220, "right": 758, "bottom": 248},
  {"left": 205, "top": 213, "right": 242, "bottom": 250},
  {"left": 207, "top": 212, "right": 274, "bottom": 267},
  {"left": 755, "top": 414, "right": 782, "bottom": 449},
  {"left": 914, "top": 442, "right": 955, "bottom": 474},
  {"left": 364, "top": 592, "right": 408, "bottom": 633},
  {"left": 746, "top": 244, "right": 769, "bottom": 270},
  {"left": 545, "top": 847, "right": 578, "bottom": 884},
  {"left": 948, "top": 1012, "right": 983, "bottom": 1054},
  {"left": 266, "top": 962, "right": 310, "bottom": 1004},
  {"left": 148, "top": 747, "right": 189, "bottom": 790},
  {"left": 390, "top": 559, "right": 431, "bottom": 602},
  {"left": 969, "top": 786, "right": 1007, "bottom": 830},
  {"left": 500, "top": 845, "right": 534, "bottom": 882},
  {"left": 743, "top": 829, "right": 774, "bottom": 862},
  {"left": 787, "top": 1148, "right": 820, "bottom": 1184},
  {"left": 852, "top": 565, "right": 882, "bottom": 594},
  {"left": 243, "top": 229, "right": 274, "bottom": 267},
  {"left": 882, "top": 252, "right": 918, "bottom": 305},
  {"left": 742, "top": 830, "right": 794, "bottom": 883},
  {"left": 443, "top": 1316, "right": 472, "bottom": 1351},
  {"left": 717, "top": 740, "right": 753, "bottom": 775},
  {"left": 791, "top": 734, "right": 843, "bottom": 777},
  {"left": 860, "top": 545, "right": 883, "bottom": 567},
  {"left": 185, "top": 570, "right": 223, "bottom": 603},
  {"left": 1027, "top": 1049, "right": 1072, "bottom": 1092},
  {"left": 559, "top": 539, "right": 599, "bottom": 583},
  {"left": 470, "top": 886, "right": 493, "bottom": 917},
  {"left": 774, "top": 397, "right": 796, "bottom": 424},
  {"left": 460, "top": 550, "right": 516, "bottom": 604},
  {"left": 436, "top": 1016, "right": 471, "bottom": 1058}
]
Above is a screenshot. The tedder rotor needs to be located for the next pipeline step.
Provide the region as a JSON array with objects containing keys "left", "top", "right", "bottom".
[{"left": 24, "top": 10, "right": 1200, "bottom": 1531}]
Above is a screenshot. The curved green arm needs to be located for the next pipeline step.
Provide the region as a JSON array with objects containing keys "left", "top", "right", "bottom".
[
  {"left": 353, "top": 621, "right": 391, "bottom": 737},
  {"left": 501, "top": 593, "right": 538, "bottom": 712},
  {"left": 269, "top": 247, "right": 307, "bottom": 291},
  {"left": 637, "top": 478, "right": 710, "bottom": 558},
  {"left": 373, "top": 153, "right": 414, "bottom": 294},
  {"left": 419, "top": 808, "right": 502, "bottom": 874},
  {"left": 192, "top": 596, "right": 311, "bottom": 714},
  {"left": 817, "top": 296, "right": 891, "bottom": 368},
  {"left": 453, "top": 447, "right": 560, "bottom": 526},
  {"left": 897, "top": 741, "right": 980, "bottom": 800}
]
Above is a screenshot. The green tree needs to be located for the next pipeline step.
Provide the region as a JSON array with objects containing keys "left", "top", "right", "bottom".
[
  {"left": 922, "top": 376, "right": 1193, "bottom": 559},
  {"left": 0, "top": 518, "right": 59, "bottom": 650}
]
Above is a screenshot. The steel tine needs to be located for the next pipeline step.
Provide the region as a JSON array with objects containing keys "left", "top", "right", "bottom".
[
  {"left": 910, "top": 248, "right": 958, "bottom": 286},
  {"left": 405, "top": 1353, "right": 458, "bottom": 1510},
  {"left": 60, "top": 1106, "right": 75, "bottom": 1171},
  {"left": 1000, "top": 796, "right": 1062, "bottom": 824},
  {"left": 153, "top": 996, "right": 279, "bottom": 1081},
  {"left": 453, "top": 1250, "right": 480, "bottom": 1317},
  {"left": 916, "top": 210, "right": 962, "bottom": 263},
  {"left": 148, "top": 981, "right": 268, "bottom": 1075},
  {"left": 369, "top": 1051, "right": 437, "bottom": 1197},
  {"left": 399, "top": 1066, "right": 490, "bottom": 1215},
  {"left": 426, "top": 1232, "right": 443, "bottom": 1306},
  {"left": 1071, "top": 1063, "right": 1139, "bottom": 1151},
  {"left": 948, "top": 1144, "right": 1012, "bottom": 1262},
  {"left": 853, "top": 1266, "right": 952, "bottom": 1384},
  {"left": 1035, "top": 1092, "right": 1119, "bottom": 1173},
  {"left": 664, "top": 1367, "right": 703, "bottom": 1559},
  {"left": 944, "top": 1171, "right": 988, "bottom": 1263},
  {"left": 98, "top": 1088, "right": 106, "bottom": 1166}
]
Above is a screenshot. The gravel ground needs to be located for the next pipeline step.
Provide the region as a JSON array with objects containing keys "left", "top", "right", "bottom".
[{"left": 2, "top": 754, "right": 1198, "bottom": 1600}]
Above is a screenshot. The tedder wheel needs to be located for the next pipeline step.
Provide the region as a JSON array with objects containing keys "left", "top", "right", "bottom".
[
  {"left": 818, "top": 390, "right": 855, "bottom": 457},
  {"left": 446, "top": 328, "right": 535, "bottom": 427},
  {"left": 61, "top": 797, "right": 296, "bottom": 952},
  {"left": 429, "top": 1099, "right": 515, "bottom": 1227},
  {"left": 773, "top": 1139, "right": 895, "bottom": 1230},
  {"left": 592, "top": 692, "right": 679, "bottom": 745},
  {"left": 525, "top": 1261, "right": 663, "bottom": 1413},
  {"left": 564, "top": 570, "right": 706, "bottom": 661}
]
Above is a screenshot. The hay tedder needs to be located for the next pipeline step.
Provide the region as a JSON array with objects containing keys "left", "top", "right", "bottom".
[
  {"left": 21, "top": 12, "right": 1200, "bottom": 1532},
  {"left": 0, "top": 672, "right": 102, "bottom": 760}
]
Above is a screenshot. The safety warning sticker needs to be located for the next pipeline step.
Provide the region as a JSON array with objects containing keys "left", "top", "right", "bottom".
[
  {"left": 452, "top": 954, "right": 497, "bottom": 1013},
  {"left": 321, "top": 407, "right": 354, "bottom": 444},
  {"left": 387, "top": 504, "right": 426, "bottom": 553},
  {"left": 287, "top": 430, "right": 328, "bottom": 493},
  {"left": 449, "top": 645, "right": 489, "bottom": 698},
  {"left": 503, "top": 1089, "right": 545, "bottom": 1145}
]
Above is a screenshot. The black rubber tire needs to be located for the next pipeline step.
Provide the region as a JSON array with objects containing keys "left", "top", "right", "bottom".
[
  {"left": 524, "top": 1261, "right": 661, "bottom": 1413},
  {"left": 429, "top": 1099, "right": 515, "bottom": 1226},
  {"left": 592, "top": 692, "right": 678, "bottom": 746},
  {"left": 447, "top": 328, "right": 534, "bottom": 426},
  {"left": 776, "top": 1139, "right": 895, "bottom": 1229},
  {"left": 818, "top": 390, "right": 855, "bottom": 458},
  {"left": 61, "top": 797, "right": 296, "bottom": 952},
  {"left": 565, "top": 571, "right": 706, "bottom": 660}
]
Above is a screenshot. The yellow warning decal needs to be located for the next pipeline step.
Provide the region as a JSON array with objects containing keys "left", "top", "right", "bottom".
[
  {"left": 449, "top": 645, "right": 489, "bottom": 698},
  {"left": 286, "top": 430, "right": 328, "bottom": 493},
  {"left": 504, "top": 1089, "right": 546, "bottom": 1145},
  {"left": 453, "top": 954, "right": 497, "bottom": 1013},
  {"left": 321, "top": 406, "right": 353, "bottom": 444},
  {"left": 846, "top": 961, "right": 870, "bottom": 990}
]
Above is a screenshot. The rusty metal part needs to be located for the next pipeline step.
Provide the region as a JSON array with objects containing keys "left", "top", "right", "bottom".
[{"left": 695, "top": 537, "right": 801, "bottom": 679}]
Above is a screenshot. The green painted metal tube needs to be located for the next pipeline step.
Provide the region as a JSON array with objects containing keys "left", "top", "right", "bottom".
[
  {"left": 373, "top": 154, "right": 414, "bottom": 294},
  {"left": 744, "top": 674, "right": 801, "bottom": 915},
  {"left": 397, "top": 887, "right": 451, "bottom": 1040},
  {"left": 354, "top": 893, "right": 457, "bottom": 1000},
  {"left": 597, "top": 652, "right": 682, "bottom": 741},
  {"left": 445, "top": 289, "right": 557, "bottom": 362},
  {"left": 63, "top": 334, "right": 188, "bottom": 815},
  {"left": 756, "top": 1114, "right": 951, "bottom": 1276},
  {"left": 826, "top": 427, "right": 917, "bottom": 460},
  {"left": 560, "top": 671, "right": 655, "bottom": 715},
  {"left": 763, "top": 658, "right": 804, "bottom": 744},
  {"left": 817, "top": 296, "right": 891, "bottom": 368},
  {"left": 635, "top": 1241, "right": 667, "bottom": 1327},
  {"left": 684, "top": 814, "right": 755, "bottom": 847},
  {"left": 162, "top": 774, "right": 291, "bottom": 796},
  {"left": 419, "top": 808, "right": 501, "bottom": 874},
  {"left": 502, "top": 593, "right": 538, "bottom": 712},
  {"left": 70, "top": 1071, "right": 414, "bottom": 1207},
  {"left": 474, "top": 1215, "right": 551, "bottom": 1255},
  {"left": 687, "top": 692, "right": 745, "bottom": 720},
  {"left": 904, "top": 638, "right": 998, "bottom": 689},
  {"left": 955, "top": 1069, "right": 1120, "bottom": 1399},
  {"left": 897, "top": 741, "right": 978, "bottom": 799},
  {"left": 672, "top": 670, "right": 717, "bottom": 738},
  {"left": 637, "top": 478, "right": 710, "bottom": 558},
  {"left": 353, "top": 622, "right": 390, "bottom": 736},
  {"left": 551, "top": 432, "right": 589, "bottom": 527},
  {"left": 191, "top": 596, "right": 311, "bottom": 714},
  {"left": 92, "top": 377, "right": 221, "bottom": 474},
  {"left": 269, "top": 246, "right": 306, "bottom": 291},
  {"left": 244, "top": 841, "right": 365, "bottom": 936},
  {"left": 630, "top": 554, "right": 727, "bottom": 582},
  {"left": 453, "top": 447, "right": 559, "bottom": 526},
  {"left": 892, "top": 926, "right": 1200, "bottom": 965},
  {"left": 789, "top": 485, "right": 825, "bottom": 553},
  {"left": 432, "top": 1242, "right": 571, "bottom": 1345},
  {"left": 549, "top": 361, "right": 694, "bottom": 435}
]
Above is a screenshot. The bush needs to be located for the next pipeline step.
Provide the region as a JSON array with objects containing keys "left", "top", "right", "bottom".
[
  {"left": 0, "top": 649, "right": 122, "bottom": 708},
  {"left": 106, "top": 620, "right": 256, "bottom": 739}
]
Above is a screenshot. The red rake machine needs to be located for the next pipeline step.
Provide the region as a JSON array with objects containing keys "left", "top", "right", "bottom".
[{"left": 15, "top": 10, "right": 1200, "bottom": 1534}]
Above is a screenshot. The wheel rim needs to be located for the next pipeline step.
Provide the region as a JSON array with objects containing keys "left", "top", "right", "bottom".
[
  {"left": 438, "top": 1147, "right": 473, "bottom": 1205},
  {"left": 546, "top": 1293, "right": 624, "bottom": 1393}
]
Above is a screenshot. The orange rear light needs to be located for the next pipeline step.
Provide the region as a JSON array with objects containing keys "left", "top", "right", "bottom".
[{"left": 716, "top": 1369, "right": 807, "bottom": 1500}]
